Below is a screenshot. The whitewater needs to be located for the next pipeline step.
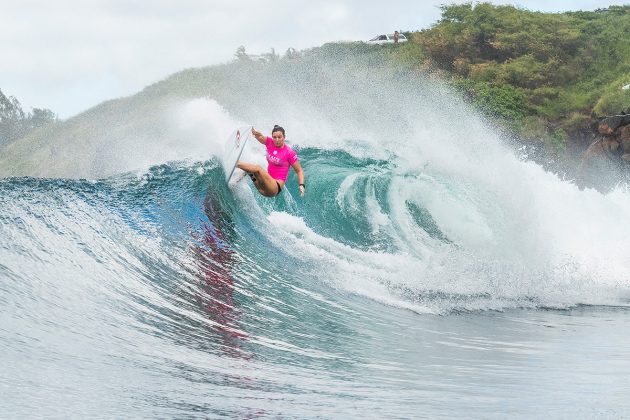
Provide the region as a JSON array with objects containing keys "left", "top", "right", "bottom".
[{"left": 1, "top": 54, "right": 630, "bottom": 418}]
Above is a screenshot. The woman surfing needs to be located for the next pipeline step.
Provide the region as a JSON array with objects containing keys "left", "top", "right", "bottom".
[{"left": 237, "top": 125, "right": 305, "bottom": 198}]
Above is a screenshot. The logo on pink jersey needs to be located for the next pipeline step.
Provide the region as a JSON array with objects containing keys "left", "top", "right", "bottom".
[{"left": 266, "top": 136, "right": 298, "bottom": 182}]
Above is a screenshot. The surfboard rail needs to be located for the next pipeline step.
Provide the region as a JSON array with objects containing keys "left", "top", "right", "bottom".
[{"left": 222, "top": 126, "right": 252, "bottom": 182}]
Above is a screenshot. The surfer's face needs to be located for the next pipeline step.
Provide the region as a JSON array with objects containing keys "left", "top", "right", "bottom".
[{"left": 271, "top": 131, "right": 285, "bottom": 147}]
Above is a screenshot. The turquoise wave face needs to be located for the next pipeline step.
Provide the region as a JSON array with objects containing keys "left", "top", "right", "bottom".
[
  {"left": 2, "top": 151, "right": 627, "bottom": 328},
  {"left": 2, "top": 152, "right": 630, "bottom": 418}
]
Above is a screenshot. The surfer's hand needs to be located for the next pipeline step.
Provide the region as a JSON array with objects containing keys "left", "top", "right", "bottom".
[{"left": 299, "top": 185, "right": 305, "bottom": 197}]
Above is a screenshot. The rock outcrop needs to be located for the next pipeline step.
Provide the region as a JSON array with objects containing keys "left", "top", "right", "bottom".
[{"left": 578, "top": 113, "right": 630, "bottom": 190}]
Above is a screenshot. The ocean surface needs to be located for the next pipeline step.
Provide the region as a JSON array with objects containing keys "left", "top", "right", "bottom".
[{"left": 2, "top": 59, "right": 630, "bottom": 418}]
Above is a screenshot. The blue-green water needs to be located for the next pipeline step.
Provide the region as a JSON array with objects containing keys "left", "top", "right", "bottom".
[
  {"left": 2, "top": 56, "right": 630, "bottom": 417},
  {"left": 1, "top": 152, "right": 630, "bottom": 418}
]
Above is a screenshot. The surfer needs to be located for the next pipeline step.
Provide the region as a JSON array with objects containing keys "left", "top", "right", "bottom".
[{"left": 237, "top": 125, "right": 305, "bottom": 198}]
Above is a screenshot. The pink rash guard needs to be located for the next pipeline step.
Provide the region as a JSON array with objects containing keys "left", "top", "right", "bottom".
[{"left": 265, "top": 137, "right": 298, "bottom": 182}]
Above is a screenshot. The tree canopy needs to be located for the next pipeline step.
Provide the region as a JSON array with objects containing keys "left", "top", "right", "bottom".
[
  {"left": 0, "top": 88, "right": 56, "bottom": 145},
  {"left": 413, "top": 3, "right": 630, "bottom": 145}
]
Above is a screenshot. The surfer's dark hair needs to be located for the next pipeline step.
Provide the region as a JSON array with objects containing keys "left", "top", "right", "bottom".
[{"left": 272, "top": 125, "right": 285, "bottom": 135}]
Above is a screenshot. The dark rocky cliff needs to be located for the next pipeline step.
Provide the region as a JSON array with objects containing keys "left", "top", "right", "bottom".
[{"left": 578, "top": 113, "right": 630, "bottom": 191}]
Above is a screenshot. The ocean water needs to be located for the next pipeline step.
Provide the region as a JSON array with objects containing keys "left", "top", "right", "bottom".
[{"left": 2, "top": 58, "right": 630, "bottom": 418}]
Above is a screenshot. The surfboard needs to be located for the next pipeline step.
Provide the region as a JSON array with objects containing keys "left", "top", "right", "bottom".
[{"left": 222, "top": 126, "right": 252, "bottom": 182}]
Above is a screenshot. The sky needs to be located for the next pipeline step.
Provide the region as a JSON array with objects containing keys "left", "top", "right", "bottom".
[{"left": 1, "top": 0, "right": 626, "bottom": 118}]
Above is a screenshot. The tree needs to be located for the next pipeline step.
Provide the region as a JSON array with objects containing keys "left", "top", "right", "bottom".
[
  {"left": 234, "top": 45, "right": 250, "bottom": 61},
  {"left": 1, "top": 88, "right": 25, "bottom": 121},
  {"left": 284, "top": 47, "right": 300, "bottom": 59},
  {"left": 262, "top": 48, "right": 279, "bottom": 63},
  {"left": 28, "top": 108, "right": 57, "bottom": 130},
  {"left": 0, "top": 88, "right": 25, "bottom": 143},
  {"left": 0, "top": 88, "right": 56, "bottom": 145}
]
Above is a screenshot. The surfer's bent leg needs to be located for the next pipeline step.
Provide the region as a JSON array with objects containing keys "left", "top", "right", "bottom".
[{"left": 236, "top": 162, "right": 283, "bottom": 197}]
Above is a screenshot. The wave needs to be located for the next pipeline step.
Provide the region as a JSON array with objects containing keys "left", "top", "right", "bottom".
[
  {"left": 2, "top": 142, "right": 630, "bottom": 416},
  {"left": 2, "top": 144, "right": 629, "bottom": 325},
  {"left": 2, "top": 54, "right": 630, "bottom": 325}
]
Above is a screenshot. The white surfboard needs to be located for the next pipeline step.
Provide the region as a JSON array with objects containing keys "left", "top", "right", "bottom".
[{"left": 222, "top": 126, "right": 252, "bottom": 182}]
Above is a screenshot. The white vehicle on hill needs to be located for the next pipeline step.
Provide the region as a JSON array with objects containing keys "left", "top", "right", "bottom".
[{"left": 367, "top": 33, "right": 407, "bottom": 44}]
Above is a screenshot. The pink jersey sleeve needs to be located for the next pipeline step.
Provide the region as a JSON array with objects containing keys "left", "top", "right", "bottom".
[{"left": 288, "top": 148, "right": 298, "bottom": 165}]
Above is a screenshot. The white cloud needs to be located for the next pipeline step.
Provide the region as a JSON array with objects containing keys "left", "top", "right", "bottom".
[{"left": 0, "top": 0, "right": 623, "bottom": 117}]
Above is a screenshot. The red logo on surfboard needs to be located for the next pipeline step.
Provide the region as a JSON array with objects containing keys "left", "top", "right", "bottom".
[{"left": 236, "top": 130, "right": 241, "bottom": 147}]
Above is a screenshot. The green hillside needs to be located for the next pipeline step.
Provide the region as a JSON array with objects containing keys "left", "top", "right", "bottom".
[{"left": 409, "top": 3, "right": 630, "bottom": 151}]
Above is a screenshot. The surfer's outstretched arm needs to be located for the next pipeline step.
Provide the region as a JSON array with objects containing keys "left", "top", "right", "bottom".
[{"left": 251, "top": 127, "right": 267, "bottom": 144}]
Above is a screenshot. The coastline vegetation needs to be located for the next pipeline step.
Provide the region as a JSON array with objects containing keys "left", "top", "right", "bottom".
[{"left": 402, "top": 3, "right": 630, "bottom": 153}]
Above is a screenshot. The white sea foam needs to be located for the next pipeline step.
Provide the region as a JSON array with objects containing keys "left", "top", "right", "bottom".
[{"left": 233, "top": 80, "right": 630, "bottom": 312}]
